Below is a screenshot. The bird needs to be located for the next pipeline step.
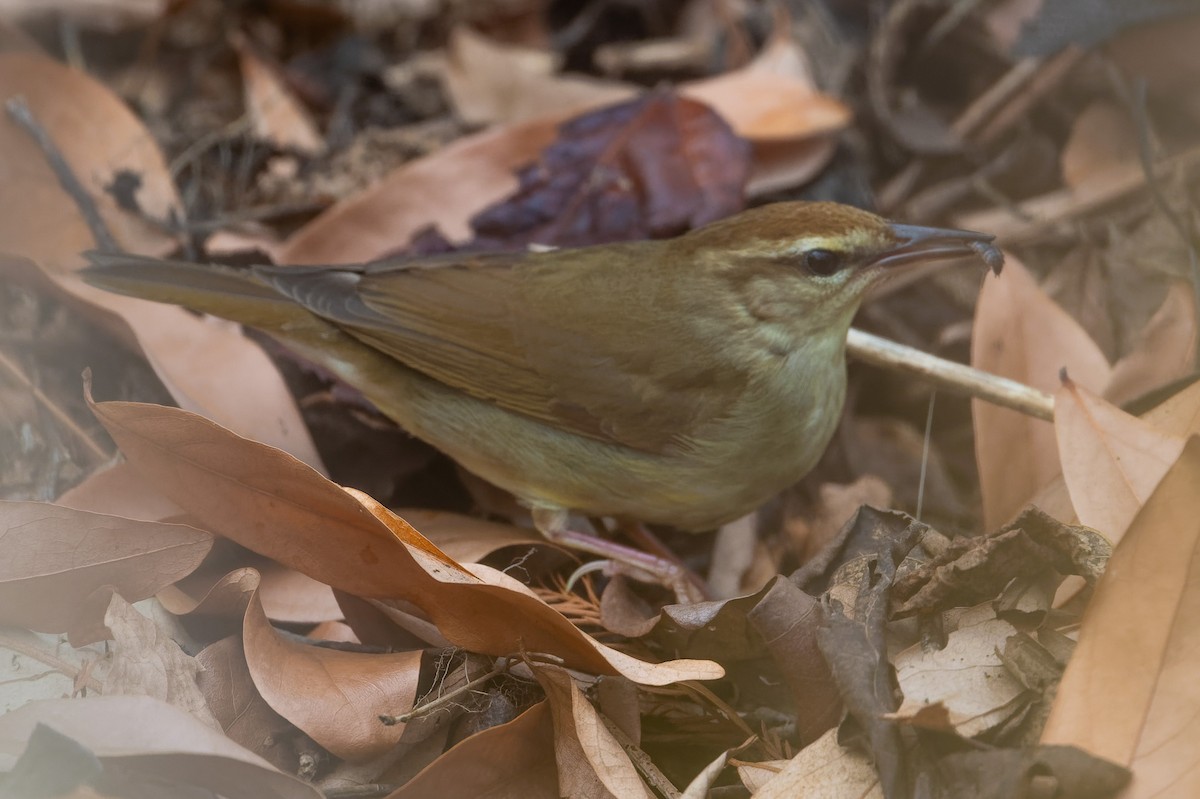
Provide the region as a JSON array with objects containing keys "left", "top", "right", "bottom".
[{"left": 83, "top": 201, "right": 1000, "bottom": 588}]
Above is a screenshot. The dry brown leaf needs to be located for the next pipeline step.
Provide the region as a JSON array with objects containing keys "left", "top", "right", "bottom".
[
  {"left": 278, "top": 115, "right": 560, "bottom": 263},
  {"left": 1105, "top": 280, "right": 1198, "bottom": 406},
  {"left": 257, "top": 561, "right": 342, "bottom": 624},
  {"left": 532, "top": 663, "right": 654, "bottom": 799},
  {"left": 0, "top": 50, "right": 324, "bottom": 468},
  {"left": 86, "top": 392, "right": 722, "bottom": 683},
  {"left": 444, "top": 24, "right": 848, "bottom": 148},
  {"left": 1041, "top": 438, "right": 1200, "bottom": 797},
  {"left": 394, "top": 508, "right": 543, "bottom": 564},
  {"left": 308, "top": 621, "right": 358, "bottom": 642},
  {"left": 442, "top": 26, "right": 635, "bottom": 126},
  {"left": 235, "top": 38, "right": 324, "bottom": 156},
  {"left": 387, "top": 701, "right": 558, "bottom": 798},
  {"left": 195, "top": 635, "right": 296, "bottom": 772},
  {"left": 682, "top": 30, "right": 849, "bottom": 195},
  {"left": 54, "top": 460, "right": 182, "bottom": 521},
  {"left": 740, "top": 727, "right": 882, "bottom": 798},
  {"left": 685, "top": 73, "right": 847, "bottom": 142},
  {"left": 0, "top": 500, "right": 212, "bottom": 634},
  {"left": 972, "top": 256, "right": 1111, "bottom": 529},
  {"left": 1060, "top": 102, "right": 1139, "bottom": 191},
  {"left": 156, "top": 565, "right": 259, "bottom": 620},
  {"left": 243, "top": 581, "right": 420, "bottom": 762},
  {"left": 0, "top": 695, "right": 322, "bottom": 799},
  {"left": 1055, "top": 379, "right": 1184, "bottom": 542}
]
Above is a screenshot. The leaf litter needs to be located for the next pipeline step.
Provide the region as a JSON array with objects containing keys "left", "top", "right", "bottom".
[{"left": 2, "top": 1, "right": 1200, "bottom": 796}]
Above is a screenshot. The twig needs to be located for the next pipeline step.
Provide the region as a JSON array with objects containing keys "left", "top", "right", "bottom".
[
  {"left": 382, "top": 656, "right": 517, "bottom": 725},
  {"left": 879, "top": 49, "right": 1084, "bottom": 213},
  {"left": 1124, "top": 77, "right": 1200, "bottom": 363},
  {"left": 601, "top": 714, "right": 681, "bottom": 799},
  {"left": 323, "top": 785, "right": 399, "bottom": 798},
  {"left": 0, "top": 351, "right": 109, "bottom": 463},
  {"left": 846, "top": 328, "right": 1055, "bottom": 421},
  {"left": 5, "top": 96, "right": 118, "bottom": 252}
]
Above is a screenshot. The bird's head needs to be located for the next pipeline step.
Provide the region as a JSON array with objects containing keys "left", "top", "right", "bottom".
[{"left": 678, "top": 201, "right": 1002, "bottom": 346}]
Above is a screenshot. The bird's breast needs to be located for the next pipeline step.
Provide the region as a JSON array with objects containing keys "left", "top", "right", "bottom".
[{"left": 679, "top": 338, "right": 847, "bottom": 500}]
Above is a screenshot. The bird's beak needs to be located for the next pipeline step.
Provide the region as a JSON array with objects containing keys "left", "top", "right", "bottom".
[{"left": 871, "top": 223, "right": 1004, "bottom": 275}]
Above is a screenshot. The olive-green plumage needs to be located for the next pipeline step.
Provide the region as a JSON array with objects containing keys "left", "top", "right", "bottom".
[{"left": 83, "top": 201, "right": 997, "bottom": 532}]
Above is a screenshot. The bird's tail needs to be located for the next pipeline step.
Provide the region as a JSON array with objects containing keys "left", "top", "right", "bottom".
[{"left": 81, "top": 251, "right": 300, "bottom": 330}]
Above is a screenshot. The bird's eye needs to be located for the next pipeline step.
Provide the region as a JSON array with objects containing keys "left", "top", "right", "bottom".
[{"left": 802, "top": 249, "right": 843, "bottom": 277}]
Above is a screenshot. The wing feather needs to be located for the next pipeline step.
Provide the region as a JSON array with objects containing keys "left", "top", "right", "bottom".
[{"left": 256, "top": 248, "right": 747, "bottom": 453}]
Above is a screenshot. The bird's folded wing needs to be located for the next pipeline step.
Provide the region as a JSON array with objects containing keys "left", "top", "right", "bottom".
[{"left": 256, "top": 251, "right": 744, "bottom": 455}]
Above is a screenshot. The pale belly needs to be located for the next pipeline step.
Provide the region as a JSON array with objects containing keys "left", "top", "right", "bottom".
[{"left": 389, "top": 349, "right": 849, "bottom": 532}]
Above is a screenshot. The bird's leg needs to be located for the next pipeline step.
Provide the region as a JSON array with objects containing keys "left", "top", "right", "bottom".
[
  {"left": 613, "top": 519, "right": 711, "bottom": 601},
  {"left": 530, "top": 507, "right": 708, "bottom": 604}
]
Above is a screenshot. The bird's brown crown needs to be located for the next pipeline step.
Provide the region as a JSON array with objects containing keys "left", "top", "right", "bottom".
[{"left": 681, "top": 201, "right": 895, "bottom": 258}]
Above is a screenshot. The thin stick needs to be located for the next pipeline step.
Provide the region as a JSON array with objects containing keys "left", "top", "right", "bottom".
[
  {"left": 846, "top": 328, "right": 1054, "bottom": 421},
  {"left": 5, "top": 96, "right": 118, "bottom": 253},
  {"left": 0, "top": 351, "right": 109, "bottom": 463}
]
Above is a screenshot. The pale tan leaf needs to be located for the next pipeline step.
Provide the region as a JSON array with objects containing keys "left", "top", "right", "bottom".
[
  {"left": 442, "top": 26, "right": 635, "bottom": 126},
  {"left": 1061, "top": 102, "right": 1139, "bottom": 191},
  {"left": 972, "top": 256, "right": 1111, "bottom": 529},
  {"left": 1144, "top": 379, "right": 1200, "bottom": 438},
  {"left": 742, "top": 728, "right": 883, "bottom": 798},
  {"left": 1042, "top": 438, "right": 1200, "bottom": 797},
  {"left": 532, "top": 663, "right": 654, "bottom": 799},
  {"left": 235, "top": 40, "right": 324, "bottom": 156},
  {"left": 97, "top": 591, "right": 219, "bottom": 728},
  {"left": 55, "top": 461, "right": 181, "bottom": 521},
  {"left": 0, "top": 500, "right": 211, "bottom": 634},
  {"left": 892, "top": 610, "right": 1028, "bottom": 738},
  {"left": 0, "top": 695, "right": 322, "bottom": 799},
  {"left": 1055, "top": 379, "right": 1184, "bottom": 541},
  {"left": 257, "top": 561, "right": 342, "bottom": 624}
]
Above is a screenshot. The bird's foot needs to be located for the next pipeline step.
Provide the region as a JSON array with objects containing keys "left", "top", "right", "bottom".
[{"left": 531, "top": 508, "right": 709, "bottom": 604}]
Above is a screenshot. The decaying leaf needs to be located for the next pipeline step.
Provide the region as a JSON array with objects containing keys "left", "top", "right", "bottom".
[
  {"left": 739, "top": 728, "right": 882, "bottom": 798},
  {"left": 892, "top": 606, "right": 1030, "bottom": 738},
  {"left": 469, "top": 92, "right": 750, "bottom": 248},
  {"left": 892, "top": 508, "right": 1111, "bottom": 617}
]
